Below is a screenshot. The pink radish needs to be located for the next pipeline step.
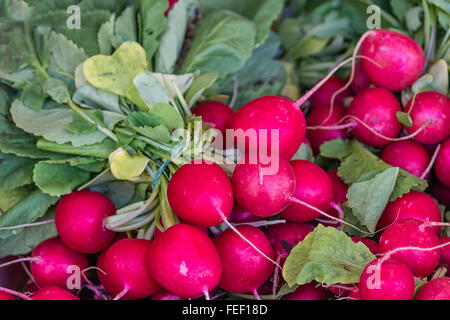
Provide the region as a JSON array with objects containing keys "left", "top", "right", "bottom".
[
  {"left": 0, "top": 292, "right": 15, "bottom": 300},
  {"left": 147, "top": 224, "right": 222, "bottom": 299},
  {"left": 284, "top": 282, "right": 329, "bottom": 300},
  {"left": 435, "top": 138, "right": 450, "bottom": 187},
  {"left": 152, "top": 288, "right": 182, "bottom": 300},
  {"left": 404, "top": 91, "right": 450, "bottom": 145},
  {"left": 351, "top": 237, "right": 379, "bottom": 255},
  {"left": 440, "top": 237, "right": 450, "bottom": 269},
  {"left": 377, "top": 191, "right": 442, "bottom": 235},
  {"left": 310, "top": 76, "right": 352, "bottom": 108},
  {"left": 99, "top": 239, "right": 160, "bottom": 300},
  {"left": 379, "top": 219, "right": 441, "bottom": 277},
  {"left": 306, "top": 104, "right": 351, "bottom": 154},
  {"left": 213, "top": 225, "right": 273, "bottom": 294},
  {"left": 326, "top": 170, "right": 348, "bottom": 204},
  {"left": 415, "top": 277, "right": 450, "bottom": 300},
  {"left": 430, "top": 178, "right": 450, "bottom": 206},
  {"left": 350, "top": 61, "right": 371, "bottom": 93},
  {"left": 55, "top": 190, "right": 116, "bottom": 254},
  {"left": 346, "top": 87, "right": 402, "bottom": 147},
  {"left": 380, "top": 141, "right": 431, "bottom": 178},
  {"left": 229, "top": 202, "right": 263, "bottom": 223},
  {"left": 360, "top": 29, "right": 425, "bottom": 92},
  {"left": 30, "top": 237, "right": 88, "bottom": 290},
  {"left": 359, "top": 258, "right": 415, "bottom": 300},
  {"left": 32, "top": 286, "right": 80, "bottom": 300}
]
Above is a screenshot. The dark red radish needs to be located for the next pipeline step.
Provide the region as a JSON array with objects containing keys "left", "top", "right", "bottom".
[
  {"left": 360, "top": 29, "right": 425, "bottom": 92},
  {"left": 347, "top": 288, "right": 361, "bottom": 300},
  {"left": 99, "top": 239, "right": 160, "bottom": 300},
  {"left": 303, "top": 136, "right": 312, "bottom": 148},
  {"left": 380, "top": 141, "right": 431, "bottom": 178},
  {"left": 55, "top": 190, "right": 116, "bottom": 254},
  {"left": 167, "top": 161, "right": 233, "bottom": 227},
  {"left": 0, "top": 292, "right": 15, "bottom": 300},
  {"left": 377, "top": 191, "right": 442, "bottom": 235},
  {"left": 310, "top": 76, "right": 352, "bottom": 108},
  {"left": 231, "top": 96, "right": 306, "bottom": 160},
  {"left": 147, "top": 224, "right": 222, "bottom": 299},
  {"left": 152, "top": 288, "right": 182, "bottom": 300},
  {"left": 346, "top": 87, "right": 402, "bottom": 147},
  {"left": 193, "top": 101, "right": 235, "bottom": 149},
  {"left": 359, "top": 258, "right": 415, "bottom": 300},
  {"left": 281, "top": 160, "right": 334, "bottom": 223},
  {"left": 306, "top": 104, "right": 351, "bottom": 154},
  {"left": 440, "top": 237, "right": 450, "bottom": 269},
  {"left": 379, "top": 219, "right": 441, "bottom": 277},
  {"left": 430, "top": 178, "right": 450, "bottom": 206},
  {"left": 404, "top": 91, "right": 450, "bottom": 145},
  {"left": 351, "top": 237, "right": 379, "bottom": 255},
  {"left": 350, "top": 61, "right": 371, "bottom": 93},
  {"left": 214, "top": 225, "right": 273, "bottom": 294},
  {"left": 0, "top": 256, "right": 28, "bottom": 291},
  {"left": 229, "top": 202, "right": 263, "bottom": 223},
  {"left": 32, "top": 286, "right": 80, "bottom": 300},
  {"left": 435, "top": 138, "right": 450, "bottom": 187},
  {"left": 326, "top": 170, "right": 348, "bottom": 204},
  {"left": 284, "top": 282, "right": 329, "bottom": 300},
  {"left": 415, "top": 277, "right": 450, "bottom": 300},
  {"left": 30, "top": 237, "right": 88, "bottom": 290},
  {"left": 265, "top": 222, "right": 314, "bottom": 262}
]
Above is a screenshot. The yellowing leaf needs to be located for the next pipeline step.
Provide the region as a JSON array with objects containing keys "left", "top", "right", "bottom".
[{"left": 109, "top": 148, "right": 149, "bottom": 180}]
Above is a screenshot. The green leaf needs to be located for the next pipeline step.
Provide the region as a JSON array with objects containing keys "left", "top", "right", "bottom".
[
  {"left": 180, "top": 10, "right": 256, "bottom": 81},
  {"left": 291, "top": 143, "right": 314, "bottom": 162},
  {"left": 135, "top": 125, "right": 172, "bottom": 143},
  {"left": 20, "top": 80, "right": 45, "bottom": 110},
  {"left": 90, "top": 181, "right": 136, "bottom": 209},
  {"left": 0, "top": 186, "right": 34, "bottom": 214},
  {"left": 149, "top": 102, "right": 184, "bottom": 131},
  {"left": 396, "top": 111, "right": 413, "bottom": 127},
  {"left": 4, "top": 0, "right": 34, "bottom": 22},
  {"left": 0, "top": 153, "right": 36, "bottom": 190},
  {"left": 282, "top": 225, "right": 375, "bottom": 287},
  {"left": 291, "top": 37, "right": 329, "bottom": 59},
  {"left": 0, "top": 189, "right": 58, "bottom": 239},
  {"left": 405, "top": 7, "right": 423, "bottom": 32},
  {"left": 97, "top": 14, "right": 116, "bottom": 55},
  {"left": 390, "top": 0, "right": 413, "bottom": 23},
  {"left": 47, "top": 31, "right": 88, "bottom": 75},
  {"left": 33, "top": 160, "right": 92, "bottom": 196},
  {"left": 43, "top": 77, "right": 71, "bottom": 104},
  {"left": 342, "top": 204, "right": 371, "bottom": 237},
  {"left": 427, "top": 0, "right": 450, "bottom": 14},
  {"left": 113, "top": 6, "right": 137, "bottom": 45},
  {"left": 65, "top": 110, "right": 104, "bottom": 135},
  {"left": 319, "top": 139, "right": 352, "bottom": 160},
  {"left": 347, "top": 167, "right": 399, "bottom": 232},
  {"left": 428, "top": 59, "right": 448, "bottom": 95},
  {"left": 185, "top": 73, "right": 219, "bottom": 108}
]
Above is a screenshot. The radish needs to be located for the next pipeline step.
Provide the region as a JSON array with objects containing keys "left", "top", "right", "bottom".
[
  {"left": 347, "top": 288, "right": 361, "bottom": 300},
  {"left": 30, "top": 237, "right": 88, "bottom": 290},
  {"left": 435, "top": 138, "right": 450, "bottom": 187},
  {"left": 0, "top": 292, "right": 15, "bottom": 300},
  {"left": 346, "top": 87, "right": 402, "bottom": 147},
  {"left": 351, "top": 237, "right": 379, "bottom": 255},
  {"left": 377, "top": 191, "right": 442, "bottom": 235},
  {"left": 229, "top": 202, "right": 263, "bottom": 223},
  {"left": 213, "top": 225, "right": 273, "bottom": 295},
  {"left": 379, "top": 219, "right": 441, "bottom": 277},
  {"left": 350, "top": 61, "right": 371, "bottom": 93},
  {"left": 284, "top": 282, "right": 329, "bottom": 300},
  {"left": 281, "top": 160, "right": 335, "bottom": 223},
  {"left": 151, "top": 288, "right": 182, "bottom": 300},
  {"left": 147, "top": 224, "right": 222, "bottom": 299},
  {"left": 360, "top": 29, "right": 425, "bottom": 92},
  {"left": 326, "top": 170, "right": 348, "bottom": 204},
  {"left": 306, "top": 104, "right": 351, "bottom": 154},
  {"left": 359, "top": 258, "right": 415, "bottom": 300},
  {"left": 167, "top": 161, "right": 233, "bottom": 226},
  {"left": 440, "top": 237, "right": 450, "bottom": 269},
  {"left": 55, "top": 190, "right": 116, "bottom": 254},
  {"left": 430, "top": 178, "right": 450, "bottom": 206},
  {"left": 165, "top": 0, "right": 179, "bottom": 16},
  {"left": 32, "top": 286, "right": 80, "bottom": 300},
  {"left": 415, "top": 277, "right": 450, "bottom": 300},
  {"left": 380, "top": 141, "right": 431, "bottom": 178},
  {"left": 310, "top": 76, "right": 352, "bottom": 108},
  {"left": 99, "top": 239, "right": 160, "bottom": 300},
  {"left": 192, "top": 101, "right": 235, "bottom": 149},
  {"left": 153, "top": 219, "right": 209, "bottom": 239}
]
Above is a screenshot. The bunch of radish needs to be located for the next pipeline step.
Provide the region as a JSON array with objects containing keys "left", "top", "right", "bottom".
[{"left": 0, "top": 28, "right": 449, "bottom": 301}]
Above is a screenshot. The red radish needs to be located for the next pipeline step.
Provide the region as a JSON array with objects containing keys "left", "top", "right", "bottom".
[
  {"left": 430, "top": 178, "right": 450, "bottom": 206},
  {"left": 0, "top": 292, "right": 15, "bottom": 300},
  {"left": 359, "top": 258, "right": 415, "bottom": 300},
  {"left": 152, "top": 288, "right": 182, "bottom": 300},
  {"left": 265, "top": 222, "right": 314, "bottom": 262},
  {"left": 167, "top": 161, "right": 233, "bottom": 227},
  {"left": 147, "top": 224, "right": 222, "bottom": 299},
  {"left": 310, "top": 76, "right": 352, "bottom": 108},
  {"left": 440, "top": 237, "right": 450, "bottom": 268},
  {"left": 306, "top": 104, "right": 351, "bottom": 154},
  {"left": 229, "top": 202, "right": 263, "bottom": 223},
  {"left": 213, "top": 225, "right": 273, "bottom": 294},
  {"left": 360, "top": 29, "right": 425, "bottom": 92},
  {"left": 435, "top": 138, "right": 450, "bottom": 187},
  {"left": 284, "top": 282, "right": 329, "bottom": 300},
  {"left": 55, "top": 190, "right": 116, "bottom": 254},
  {"left": 350, "top": 61, "right": 371, "bottom": 93},
  {"left": 231, "top": 96, "right": 306, "bottom": 160},
  {"left": 380, "top": 141, "right": 431, "bottom": 178},
  {"left": 346, "top": 87, "right": 402, "bottom": 147},
  {"left": 377, "top": 191, "right": 442, "bottom": 235},
  {"left": 153, "top": 219, "right": 208, "bottom": 239},
  {"left": 351, "top": 237, "right": 379, "bottom": 255},
  {"left": 282, "top": 160, "right": 334, "bottom": 223},
  {"left": 379, "top": 219, "right": 441, "bottom": 277},
  {"left": 347, "top": 288, "right": 361, "bottom": 300},
  {"left": 415, "top": 277, "right": 450, "bottom": 300},
  {"left": 99, "top": 239, "right": 160, "bottom": 300},
  {"left": 326, "top": 170, "right": 348, "bottom": 204},
  {"left": 30, "top": 237, "right": 88, "bottom": 290},
  {"left": 32, "top": 286, "right": 80, "bottom": 300},
  {"left": 193, "top": 101, "right": 235, "bottom": 148},
  {"left": 404, "top": 92, "right": 450, "bottom": 145},
  {"left": 303, "top": 136, "right": 312, "bottom": 148}
]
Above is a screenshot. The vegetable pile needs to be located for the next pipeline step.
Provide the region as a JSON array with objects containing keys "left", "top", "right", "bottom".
[{"left": 0, "top": 0, "right": 449, "bottom": 301}]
